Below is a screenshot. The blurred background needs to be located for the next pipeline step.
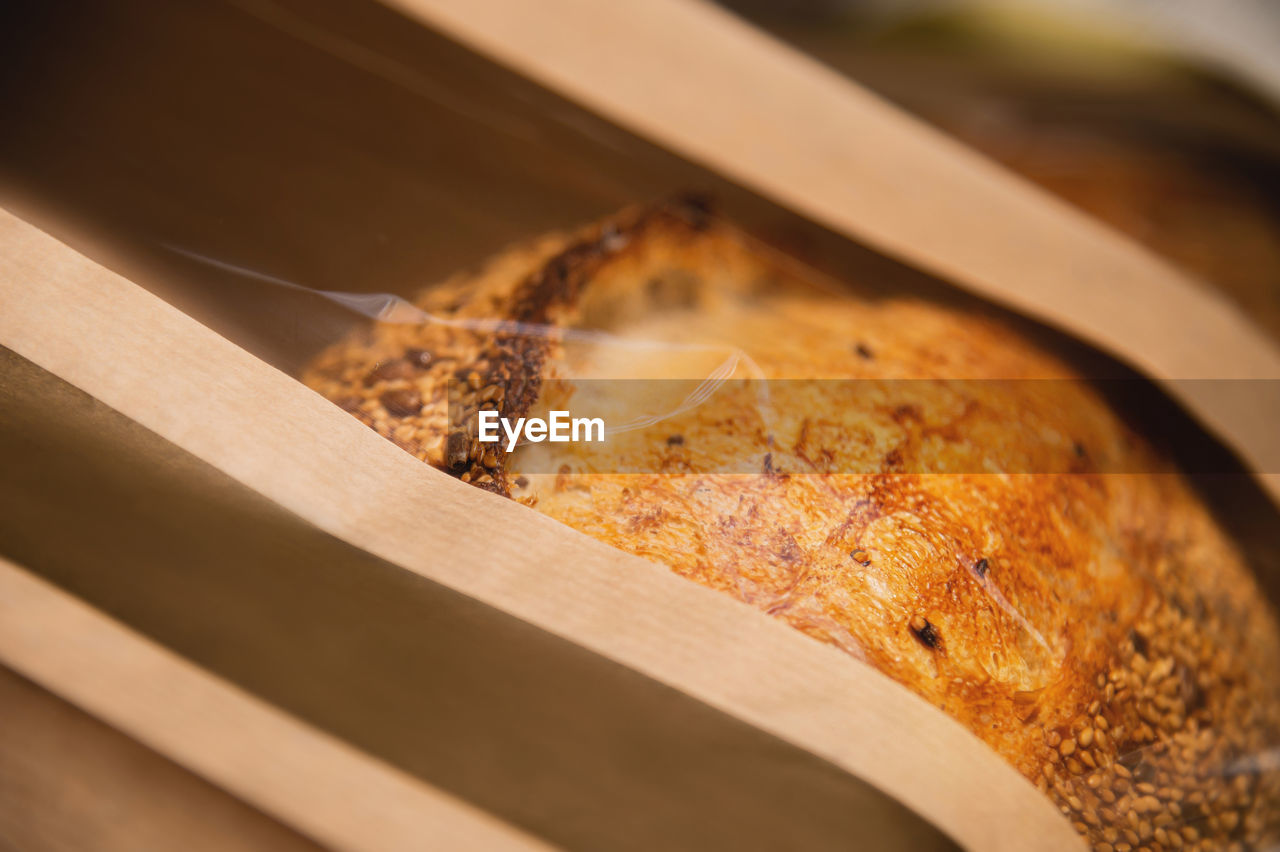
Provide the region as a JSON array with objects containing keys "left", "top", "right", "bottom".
[{"left": 724, "top": 0, "right": 1280, "bottom": 339}]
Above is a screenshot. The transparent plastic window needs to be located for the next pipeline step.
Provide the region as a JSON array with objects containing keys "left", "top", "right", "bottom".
[{"left": 298, "top": 196, "right": 1280, "bottom": 852}]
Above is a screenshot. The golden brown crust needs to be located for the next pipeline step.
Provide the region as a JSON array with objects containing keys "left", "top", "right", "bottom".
[{"left": 304, "top": 200, "right": 1280, "bottom": 851}]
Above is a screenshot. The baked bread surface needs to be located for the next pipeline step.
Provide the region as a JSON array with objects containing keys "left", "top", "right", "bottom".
[{"left": 305, "top": 201, "right": 1280, "bottom": 851}]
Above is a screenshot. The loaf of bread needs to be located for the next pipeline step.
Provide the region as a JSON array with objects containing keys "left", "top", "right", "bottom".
[{"left": 304, "top": 199, "right": 1280, "bottom": 851}]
